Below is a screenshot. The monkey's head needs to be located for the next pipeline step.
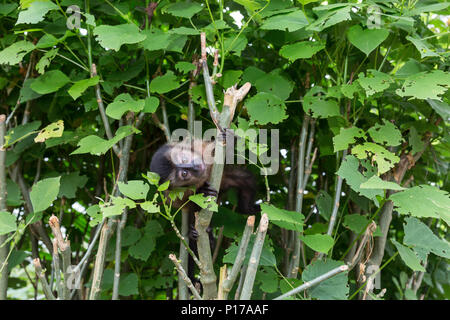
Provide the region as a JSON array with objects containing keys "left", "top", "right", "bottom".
[
  {"left": 150, "top": 139, "right": 212, "bottom": 188},
  {"left": 169, "top": 141, "right": 208, "bottom": 187}
]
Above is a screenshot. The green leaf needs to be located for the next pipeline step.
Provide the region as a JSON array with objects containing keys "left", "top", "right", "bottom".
[
  {"left": 170, "top": 27, "right": 200, "bottom": 35},
  {"left": 360, "top": 175, "right": 405, "bottom": 191},
  {"left": 7, "top": 179, "right": 23, "bottom": 207},
  {"left": 19, "top": 79, "right": 43, "bottom": 103},
  {"left": 122, "top": 226, "right": 141, "bottom": 247},
  {"left": 86, "top": 205, "right": 102, "bottom": 227},
  {"left": 149, "top": 71, "right": 180, "bottom": 94},
  {"left": 30, "top": 70, "right": 70, "bottom": 94},
  {"left": 303, "top": 87, "right": 340, "bottom": 119},
  {"left": 352, "top": 142, "right": 400, "bottom": 174},
  {"left": 408, "top": 126, "right": 425, "bottom": 154},
  {"left": 396, "top": 70, "right": 450, "bottom": 101},
  {"left": 392, "top": 239, "right": 426, "bottom": 272},
  {"left": 140, "top": 29, "right": 188, "bottom": 53},
  {"left": 316, "top": 191, "right": 332, "bottom": 221},
  {"left": 255, "top": 72, "right": 294, "bottom": 100},
  {"left": 427, "top": 99, "right": 450, "bottom": 121},
  {"left": 302, "top": 260, "right": 349, "bottom": 300},
  {"left": 5, "top": 121, "right": 41, "bottom": 147},
  {"left": 139, "top": 200, "right": 160, "bottom": 213},
  {"left": 71, "top": 125, "right": 139, "bottom": 155},
  {"left": 118, "top": 180, "right": 149, "bottom": 200},
  {"left": 100, "top": 196, "right": 136, "bottom": 218},
  {"left": 175, "top": 61, "right": 196, "bottom": 74},
  {"left": 16, "top": 0, "right": 58, "bottom": 25},
  {"left": 220, "top": 70, "right": 243, "bottom": 89},
  {"left": 357, "top": 70, "right": 394, "bottom": 97},
  {"left": 368, "top": 120, "right": 403, "bottom": 147},
  {"left": 36, "top": 48, "right": 58, "bottom": 74},
  {"left": 34, "top": 120, "right": 64, "bottom": 143},
  {"left": 333, "top": 127, "right": 366, "bottom": 152},
  {"left": 261, "top": 10, "right": 309, "bottom": 32},
  {"left": 68, "top": 76, "right": 99, "bottom": 100},
  {"left": 245, "top": 92, "right": 288, "bottom": 125},
  {"left": 300, "top": 234, "right": 334, "bottom": 254},
  {"left": 256, "top": 267, "right": 279, "bottom": 294},
  {"left": 164, "top": 2, "right": 203, "bottom": 18},
  {"left": 390, "top": 185, "right": 450, "bottom": 225},
  {"left": 119, "top": 273, "right": 139, "bottom": 296},
  {"left": 129, "top": 233, "right": 155, "bottom": 261},
  {"left": 307, "top": 6, "right": 351, "bottom": 32},
  {"left": 279, "top": 41, "right": 325, "bottom": 62},
  {"left": 106, "top": 93, "right": 145, "bottom": 120},
  {"left": 343, "top": 214, "right": 370, "bottom": 234},
  {"left": 58, "top": 172, "right": 88, "bottom": 199},
  {"left": 189, "top": 194, "right": 218, "bottom": 212},
  {"left": 406, "top": 36, "right": 440, "bottom": 59},
  {"left": 30, "top": 177, "right": 61, "bottom": 213},
  {"left": 337, "top": 155, "right": 383, "bottom": 202},
  {"left": 0, "top": 41, "right": 35, "bottom": 66},
  {"left": 224, "top": 34, "right": 248, "bottom": 56},
  {"left": 0, "top": 211, "right": 17, "bottom": 235},
  {"left": 93, "top": 24, "right": 147, "bottom": 51},
  {"left": 347, "top": 25, "right": 389, "bottom": 56},
  {"left": 143, "top": 96, "right": 159, "bottom": 113},
  {"left": 261, "top": 203, "right": 304, "bottom": 233},
  {"left": 403, "top": 217, "right": 450, "bottom": 259}
]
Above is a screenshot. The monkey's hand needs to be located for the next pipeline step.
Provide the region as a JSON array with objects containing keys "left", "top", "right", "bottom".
[{"left": 197, "top": 182, "right": 218, "bottom": 198}]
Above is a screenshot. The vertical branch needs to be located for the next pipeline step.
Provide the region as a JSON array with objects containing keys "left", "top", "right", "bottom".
[
  {"left": 220, "top": 216, "right": 255, "bottom": 300},
  {"left": 240, "top": 213, "right": 269, "bottom": 300},
  {"left": 169, "top": 254, "right": 202, "bottom": 300},
  {"left": 196, "top": 31, "right": 251, "bottom": 300},
  {"left": 89, "top": 221, "right": 110, "bottom": 300},
  {"left": 0, "top": 115, "right": 8, "bottom": 300},
  {"left": 288, "top": 113, "right": 309, "bottom": 278}
]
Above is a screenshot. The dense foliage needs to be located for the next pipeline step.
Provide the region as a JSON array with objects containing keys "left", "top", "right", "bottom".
[{"left": 0, "top": 0, "right": 449, "bottom": 300}]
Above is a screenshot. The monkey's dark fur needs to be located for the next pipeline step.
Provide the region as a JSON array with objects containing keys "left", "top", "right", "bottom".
[{"left": 150, "top": 137, "right": 260, "bottom": 290}]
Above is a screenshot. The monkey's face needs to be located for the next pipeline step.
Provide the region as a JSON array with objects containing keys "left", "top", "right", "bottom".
[{"left": 170, "top": 143, "right": 207, "bottom": 187}]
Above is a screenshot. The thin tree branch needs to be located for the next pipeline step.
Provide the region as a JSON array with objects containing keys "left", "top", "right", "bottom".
[{"left": 169, "top": 254, "right": 202, "bottom": 300}]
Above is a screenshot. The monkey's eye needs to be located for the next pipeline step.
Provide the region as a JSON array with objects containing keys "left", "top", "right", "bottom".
[{"left": 181, "top": 170, "right": 188, "bottom": 178}]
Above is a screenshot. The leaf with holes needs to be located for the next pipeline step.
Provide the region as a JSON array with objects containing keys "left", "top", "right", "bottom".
[
  {"left": 34, "top": 120, "right": 64, "bottom": 143},
  {"left": 333, "top": 127, "right": 366, "bottom": 152},
  {"left": 357, "top": 70, "right": 393, "bottom": 97},
  {"left": 261, "top": 203, "right": 304, "bottom": 233},
  {"left": 118, "top": 180, "right": 150, "bottom": 200},
  {"left": 16, "top": 0, "right": 58, "bottom": 24},
  {"left": 352, "top": 142, "right": 400, "bottom": 174},
  {"left": 368, "top": 120, "right": 403, "bottom": 147},
  {"left": 396, "top": 70, "right": 450, "bottom": 101},
  {"left": 0, "top": 41, "right": 35, "bottom": 66},
  {"left": 303, "top": 87, "right": 340, "bottom": 119},
  {"left": 245, "top": 92, "right": 288, "bottom": 125}
]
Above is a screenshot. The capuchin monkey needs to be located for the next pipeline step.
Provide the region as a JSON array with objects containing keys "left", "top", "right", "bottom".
[{"left": 150, "top": 133, "right": 260, "bottom": 291}]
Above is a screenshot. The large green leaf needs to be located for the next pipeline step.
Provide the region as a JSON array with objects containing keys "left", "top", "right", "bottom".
[
  {"left": 30, "top": 70, "right": 71, "bottom": 94},
  {"left": 0, "top": 211, "right": 17, "bottom": 235},
  {"left": 0, "top": 41, "right": 35, "bottom": 66},
  {"left": 163, "top": 2, "right": 203, "bottom": 18},
  {"left": 245, "top": 92, "right": 288, "bottom": 125},
  {"left": 261, "top": 203, "right": 304, "bottom": 232},
  {"left": 347, "top": 25, "right": 389, "bottom": 56},
  {"left": 118, "top": 180, "right": 150, "bottom": 200},
  {"left": 68, "top": 76, "right": 99, "bottom": 100},
  {"left": 279, "top": 41, "right": 325, "bottom": 62},
  {"left": 389, "top": 185, "right": 450, "bottom": 225},
  {"left": 16, "top": 0, "right": 58, "bottom": 25},
  {"left": 302, "top": 259, "right": 349, "bottom": 300},
  {"left": 367, "top": 120, "right": 403, "bottom": 147},
  {"left": 106, "top": 93, "right": 145, "bottom": 120},
  {"left": 30, "top": 177, "right": 61, "bottom": 213},
  {"left": 93, "top": 24, "right": 147, "bottom": 51},
  {"left": 392, "top": 239, "right": 426, "bottom": 272},
  {"left": 396, "top": 70, "right": 450, "bottom": 101},
  {"left": 261, "top": 10, "right": 309, "bottom": 32},
  {"left": 149, "top": 71, "right": 180, "bottom": 94},
  {"left": 333, "top": 127, "right": 366, "bottom": 152}
]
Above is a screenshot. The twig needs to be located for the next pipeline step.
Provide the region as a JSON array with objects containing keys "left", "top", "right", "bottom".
[
  {"left": 240, "top": 214, "right": 269, "bottom": 300},
  {"left": 33, "top": 258, "right": 56, "bottom": 300},
  {"left": 0, "top": 115, "right": 8, "bottom": 300},
  {"left": 169, "top": 254, "right": 202, "bottom": 300},
  {"left": 89, "top": 221, "right": 110, "bottom": 300},
  {"left": 221, "top": 216, "right": 255, "bottom": 300},
  {"left": 49, "top": 215, "right": 71, "bottom": 299},
  {"left": 52, "top": 239, "right": 63, "bottom": 299},
  {"left": 274, "top": 265, "right": 349, "bottom": 300},
  {"left": 91, "top": 64, "right": 120, "bottom": 157}
]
